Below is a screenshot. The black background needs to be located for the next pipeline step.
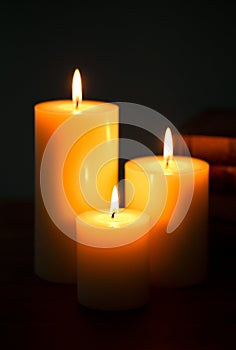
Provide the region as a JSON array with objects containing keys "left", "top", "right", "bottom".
[
  {"left": 0, "top": 3, "right": 236, "bottom": 349},
  {"left": 1, "top": 1, "right": 236, "bottom": 198}
]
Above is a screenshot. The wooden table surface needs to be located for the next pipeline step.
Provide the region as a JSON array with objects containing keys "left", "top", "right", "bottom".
[{"left": 0, "top": 200, "right": 235, "bottom": 350}]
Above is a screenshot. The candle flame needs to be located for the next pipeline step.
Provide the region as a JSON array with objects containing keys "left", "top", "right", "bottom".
[
  {"left": 72, "top": 68, "right": 82, "bottom": 109},
  {"left": 163, "top": 127, "right": 173, "bottom": 166},
  {"left": 110, "top": 185, "right": 119, "bottom": 218}
]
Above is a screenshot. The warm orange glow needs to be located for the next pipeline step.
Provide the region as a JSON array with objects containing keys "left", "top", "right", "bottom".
[
  {"left": 163, "top": 127, "right": 173, "bottom": 166},
  {"left": 72, "top": 68, "right": 82, "bottom": 109},
  {"left": 110, "top": 185, "right": 119, "bottom": 215}
]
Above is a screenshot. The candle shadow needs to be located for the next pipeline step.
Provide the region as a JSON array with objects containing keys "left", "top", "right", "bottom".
[
  {"left": 75, "top": 301, "right": 151, "bottom": 348},
  {"left": 76, "top": 300, "right": 149, "bottom": 319}
]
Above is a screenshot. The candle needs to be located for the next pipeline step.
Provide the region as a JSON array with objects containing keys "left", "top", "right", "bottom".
[
  {"left": 35, "top": 69, "right": 119, "bottom": 283},
  {"left": 125, "top": 128, "right": 209, "bottom": 288},
  {"left": 76, "top": 186, "right": 151, "bottom": 311}
]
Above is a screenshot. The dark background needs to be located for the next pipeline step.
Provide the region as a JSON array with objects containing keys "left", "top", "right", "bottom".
[
  {"left": 0, "top": 3, "right": 236, "bottom": 349},
  {"left": 1, "top": 1, "right": 235, "bottom": 199}
]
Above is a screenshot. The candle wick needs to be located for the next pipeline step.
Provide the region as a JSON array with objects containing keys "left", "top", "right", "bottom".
[
  {"left": 111, "top": 211, "right": 115, "bottom": 219},
  {"left": 75, "top": 98, "right": 79, "bottom": 110},
  {"left": 166, "top": 156, "right": 170, "bottom": 168}
]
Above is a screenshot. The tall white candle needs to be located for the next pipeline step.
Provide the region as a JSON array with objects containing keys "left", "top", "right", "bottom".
[{"left": 34, "top": 69, "right": 119, "bottom": 283}]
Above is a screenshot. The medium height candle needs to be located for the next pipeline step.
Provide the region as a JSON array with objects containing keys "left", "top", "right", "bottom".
[
  {"left": 35, "top": 69, "right": 119, "bottom": 283},
  {"left": 125, "top": 128, "right": 209, "bottom": 288}
]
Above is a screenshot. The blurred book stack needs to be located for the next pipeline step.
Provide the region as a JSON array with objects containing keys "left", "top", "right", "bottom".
[{"left": 180, "top": 109, "right": 236, "bottom": 223}]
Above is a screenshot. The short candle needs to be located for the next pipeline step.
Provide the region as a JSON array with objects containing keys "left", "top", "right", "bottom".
[{"left": 76, "top": 186, "right": 151, "bottom": 311}]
